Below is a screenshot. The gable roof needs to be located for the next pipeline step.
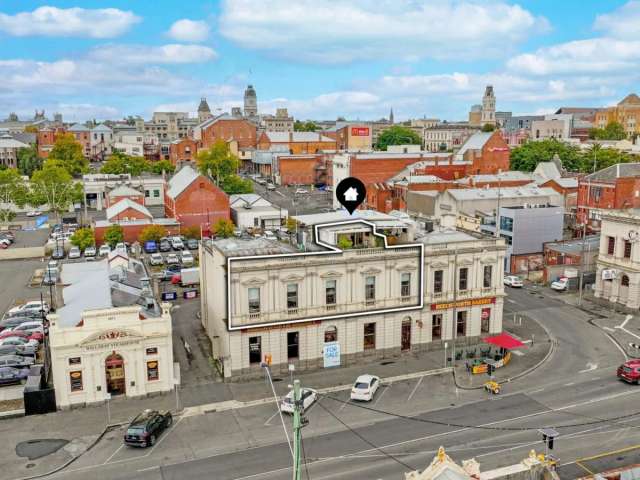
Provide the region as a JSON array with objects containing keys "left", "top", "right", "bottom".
[
  {"left": 106, "top": 198, "right": 152, "bottom": 220},
  {"left": 91, "top": 124, "right": 112, "bottom": 132},
  {"left": 619, "top": 93, "right": 640, "bottom": 106},
  {"left": 586, "top": 163, "right": 640, "bottom": 182},
  {"left": 455, "top": 132, "right": 494, "bottom": 157},
  {"left": 68, "top": 123, "right": 90, "bottom": 132},
  {"left": 0, "top": 136, "right": 28, "bottom": 148},
  {"left": 197, "top": 113, "right": 242, "bottom": 130},
  {"left": 532, "top": 161, "right": 561, "bottom": 180},
  {"left": 166, "top": 164, "right": 201, "bottom": 198},
  {"left": 108, "top": 185, "right": 142, "bottom": 197},
  {"left": 229, "top": 193, "right": 269, "bottom": 207}
]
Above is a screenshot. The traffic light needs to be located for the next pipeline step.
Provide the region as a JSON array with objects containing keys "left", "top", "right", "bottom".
[
  {"left": 548, "top": 436, "right": 554, "bottom": 450},
  {"left": 487, "top": 363, "right": 494, "bottom": 376}
]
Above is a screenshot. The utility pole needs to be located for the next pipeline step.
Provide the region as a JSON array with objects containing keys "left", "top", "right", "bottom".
[{"left": 292, "top": 379, "right": 303, "bottom": 480}]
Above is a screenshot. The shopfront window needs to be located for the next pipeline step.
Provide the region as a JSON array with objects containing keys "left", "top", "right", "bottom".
[
  {"left": 459, "top": 268, "right": 469, "bottom": 291},
  {"left": 481, "top": 308, "right": 491, "bottom": 333},
  {"left": 248, "top": 288, "right": 260, "bottom": 314},
  {"left": 483, "top": 265, "right": 492, "bottom": 288},
  {"left": 433, "top": 270, "right": 443, "bottom": 293},
  {"left": 69, "top": 371, "right": 83, "bottom": 392},
  {"left": 324, "top": 326, "right": 337, "bottom": 343},
  {"left": 364, "top": 323, "right": 376, "bottom": 350},
  {"left": 456, "top": 311, "right": 467, "bottom": 337},
  {"left": 147, "top": 361, "right": 159, "bottom": 381},
  {"left": 249, "top": 336, "right": 262, "bottom": 364},
  {"left": 401, "top": 273, "right": 411, "bottom": 298},
  {"left": 432, "top": 314, "right": 442, "bottom": 340},
  {"left": 287, "top": 331, "right": 299, "bottom": 359}
]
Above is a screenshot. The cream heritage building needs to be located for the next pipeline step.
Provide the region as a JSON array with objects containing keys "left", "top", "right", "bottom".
[{"left": 200, "top": 212, "right": 506, "bottom": 379}]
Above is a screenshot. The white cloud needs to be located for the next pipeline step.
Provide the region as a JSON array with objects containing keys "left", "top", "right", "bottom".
[
  {"left": 88, "top": 44, "right": 217, "bottom": 64},
  {"left": 167, "top": 19, "right": 210, "bottom": 42},
  {"left": 219, "top": 0, "right": 548, "bottom": 63},
  {"left": 507, "top": 38, "right": 640, "bottom": 75},
  {"left": 594, "top": 1, "right": 640, "bottom": 39},
  {"left": 0, "top": 6, "right": 140, "bottom": 38}
]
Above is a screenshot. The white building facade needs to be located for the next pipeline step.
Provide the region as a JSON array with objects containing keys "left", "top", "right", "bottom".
[
  {"left": 82, "top": 173, "right": 166, "bottom": 210},
  {"left": 200, "top": 220, "right": 506, "bottom": 379},
  {"left": 48, "top": 304, "right": 174, "bottom": 408},
  {"left": 594, "top": 210, "right": 640, "bottom": 309}
]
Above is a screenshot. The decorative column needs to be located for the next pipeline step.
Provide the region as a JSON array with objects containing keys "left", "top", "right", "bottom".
[{"left": 627, "top": 275, "right": 640, "bottom": 309}]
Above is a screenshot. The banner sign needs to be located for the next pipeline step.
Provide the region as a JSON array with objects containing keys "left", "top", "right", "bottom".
[
  {"left": 161, "top": 292, "right": 178, "bottom": 301},
  {"left": 351, "top": 127, "right": 370, "bottom": 136},
  {"left": 431, "top": 297, "right": 495, "bottom": 311},
  {"left": 323, "top": 341, "right": 341, "bottom": 368},
  {"left": 183, "top": 289, "right": 199, "bottom": 299}
]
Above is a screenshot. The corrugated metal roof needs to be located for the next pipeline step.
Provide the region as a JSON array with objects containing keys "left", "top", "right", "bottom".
[
  {"left": 91, "top": 124, "right": 112, "bottom": 132},
  {"left": 58, "top": 261, "right": 112, "bottom": 327},
  {"left": 0, "top": 136, "right": 28, "bottom": 148},
  {"left": 456, "top": 132, "right": 493, "bottom": 157},
  {"left": 106, "top": 198, "right": 152, "bottom": 220},
  {"left": 166, "top": 165, "right": 200, "bottom": 198},
  {"left": 448, "top": 186, "right": 559, "bottom": 201},
  {"left": 265, "top": 132, "right": 334, "bottom": 143},
  {"left": 109, "top": 185, "right": 142, "bottom": 197},
  {"left": 586, "top": 163, "right": 640, "bottom": 182},
  {"left": 68, "top": 123, "right": 90, "bottom": 132}
]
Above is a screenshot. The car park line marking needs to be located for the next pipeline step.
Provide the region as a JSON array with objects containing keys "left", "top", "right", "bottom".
[
  {"left": 579, "top": 363, "right": 598, "bottom": 373},
  {"left": 603, "top": 326, "right": 615, "bottom": 332},
  {"left": 407, "top": 377, "right": 423, "bottom": 402},
  {"left": 372, "top": 385, "right": 389, "bottom": 406},
  {"left": 507, "top": 299, "right": 517, "bottom": 304},
  {"left": 144, "top": 415, "right": 184, "bottom": 458},
  {"left": 103, "top": 444, "right": 124, "bottom": 465},
  {"left": 338, "top": 397, "right": 351, "bottom": 412},
  {"left": 528, "top": 387, "right": 545, "bottom": 394},
  {"left": 564, "top": 382, "right": 575, "bottom": 386},
  {"left": 264, "top": 410, "right": 280, "bottom": 426}
]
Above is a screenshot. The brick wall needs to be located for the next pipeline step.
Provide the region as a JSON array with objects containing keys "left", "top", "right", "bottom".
[
  {"left": 169, "top": 138, "right": 198, "bottom": 166},
  {"left": 106, "top": 206, "right": 150, "bottom": 222},
  {"left": 201, "top": 119, "right": 256, "bottom": 149},
  {"left": 467, "top": 131, "right": 510, "bottom": 175},
  {"left": 258, "top": 137, "right": 337, "bottom": 154},
  {"left": 164, "top": 176, "right": 230, "bottom": 228},
  {"left": 279, "top": 156, "right": 321, "bottom": 185},
  {"left": 95, "top": 222, "right": 180, "bottom": 245},
  {"left": 106, "top": 194, "right": 145, "bottom": 208}
]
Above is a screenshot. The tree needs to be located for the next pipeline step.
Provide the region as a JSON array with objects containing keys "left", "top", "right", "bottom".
[
  {"left": 101, "top": 152, "right": 150, "bottom": 176},
  {"left": 510, "top": 139, "right": 583, "bottom": 172},
  {"left": 138, "top": 225, "right": 167, "bottom": 244},
  {"left": 104, "top": 224, "right": 124, "bottom": 247},
  {"left": 221, "top": 174, "right": 253, "bottom": 194},
  {"left": 29, "top": 160, "right": 82, "bottom": 222},
  {"left": 0, "top": 169, "right": 28, "bottom": 222},
  {"left": 286, "top": 217, "right": 299, "bottom": 233},
  {"left": 182, "top": 226, "right": 201, "bottom": 239},
  {"left": 48, "top": 133, "right": 88, "bottom": 176},
  {"left": 16, "top": 145, "right": 42, "bottom": 177},
  {"left": 213, "top": 218, "right": 235, "bottom": 238},
  {"left": 196, "top": 141, "right": 241, "bottom": 191},
  {"left": 294, "top": 120, "right": 319, "bottom": 132},
  {"left": 586, "top": 145, "right": 631, "bottom": 172},
  {"left": 589, "top": 121, "right": 627, "bottom": 141},
  {"left": 376, "top": 125, "right": 422, "bottom": 150},
  {"left": 148, "top": 160, "right": 175, "bottom": 175},
  {"left": 70, "top": 228, "right": 95, "bottom": 251},
  {"left": 337, "top": 236, "right": 353, "bottom": 250},
  {"left": 481, "top": 123, "right": 496, "bottom": 132}
]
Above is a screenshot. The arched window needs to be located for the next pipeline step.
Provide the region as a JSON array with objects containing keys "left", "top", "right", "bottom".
[
  {"left": 324, "top": 326, "right": 337, "bottom": 343},
  {"left": 622, "top": 275, "right": 630, "bottom": 287}
]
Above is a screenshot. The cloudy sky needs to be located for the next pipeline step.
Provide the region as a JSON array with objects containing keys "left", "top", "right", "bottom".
[{"left": 1, "top": 1, "right": 639, "bottom": 122}]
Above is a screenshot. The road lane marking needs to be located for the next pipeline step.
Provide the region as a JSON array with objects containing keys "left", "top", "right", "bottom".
[
  {"left": 603, "top": 326, "right": 615, "bottom": 332},
  {"left": 564, "top": 382, "right": 575, "bottom": 386},
  {"left": 407, "top": 377, "right": 423, "bottom": 402},
  {"left": 338, "top": 398, "right": 350, "bottom": 412},
  {"left": 103, "top": 444, "right": 124, "bottom": 465},
  {"left": 142, "top": 416, "right": 184, "bottom": 458},
  {"left": 264, "top": 411, "right": 280, "bottom": 426},
  {"left": 507, "top": 299, "right": 517, "bottom": 304},
  {"left": 528, "top": 387, "right": 545, "bottom": 394},
  {"left": 372, "top": 385, "right": 389, "bottom": 406},
  {"left": 579, "top": 363, "right": 598, "bottom": 373}
]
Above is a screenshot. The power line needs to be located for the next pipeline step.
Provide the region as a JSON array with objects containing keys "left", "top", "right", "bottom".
[
  {"left": 322, "top": 393, "right": 640, "bottom": 432},
  {"left": 316, "top": 399, "right": 415, "bottom": 471}
]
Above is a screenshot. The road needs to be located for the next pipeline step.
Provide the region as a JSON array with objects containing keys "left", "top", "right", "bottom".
[{"left": 38, "top": 285, "right": 638, "bottom": 480}]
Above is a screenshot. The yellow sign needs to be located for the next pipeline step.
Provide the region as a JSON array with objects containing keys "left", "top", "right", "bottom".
[{"left": 431, "top": 297, "right": 495, "bottom": 311}]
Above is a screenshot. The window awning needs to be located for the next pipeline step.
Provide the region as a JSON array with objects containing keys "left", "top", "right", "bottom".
[{"left": 483, "top": 332, "right": 526, "bottom": 350}]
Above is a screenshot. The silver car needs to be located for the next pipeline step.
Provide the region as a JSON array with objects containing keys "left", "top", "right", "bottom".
[
  {"left": 68, "top": 246, "right": 81, "bottom": 259},
  {"left": 0, "top": 354, "right": 35, "bottom": 368}
]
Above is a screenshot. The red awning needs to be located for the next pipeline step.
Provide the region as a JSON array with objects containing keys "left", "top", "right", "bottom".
[{"left": 483, "top": 333, "right": 526, "bottom": 350}]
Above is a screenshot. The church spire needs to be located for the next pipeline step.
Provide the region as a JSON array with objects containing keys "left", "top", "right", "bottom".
[{"left": 389, "top": 108, "right": 394, "bottom": 124}]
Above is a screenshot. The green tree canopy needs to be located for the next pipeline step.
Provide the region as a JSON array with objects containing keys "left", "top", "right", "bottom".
[
  {"left": 16, "top": 145, "right": 42, "bottom": 177},
  {"left": 213, "top": 218, "right": 235, "bottom": 238},
  {"left": 48, "top": 133, "right": 88, "bottom": 176},
  {"left": 101, "top": 152, "right": 150, "bottom": 176},
  {"left": 376, "top": 125, "right": 422, "bottom": 150},
  {"left": 104, "top": 224, "right": 124, "bottom": 247},
  {"left": 138, "top": 224, "right": 167, "bottom": 243},
  {"left": 70, "top": 228, "right": 95, "bottom": 251},
  {"left": 182, "top": 226, "right": 201, "bottom": 239},
  {"left": 221, "top": 174, "right": 253, "bottom": 194},
  {"left": 294, "top": 120, "right": 319, "bottom": 132},
  {"left": 589, "top": 121, "right": 627, "bottom": 141},
  {"left": 510, "top": 139, "right": 584, "bottom": 172},
  {"left": 196, "top": 141, "right": 246, "bottom": 194},
  {"left": 481, "top": 123, "right": 496, "bottom": 132},
  {"left": 29, "top": 160, "right": 83, "bottom": 221},
  {"left": 0, "top": 169, "right": 28, "bottom": 222},
  {"left": 148, "top": 160, "right": 175, "bottom": 175}
]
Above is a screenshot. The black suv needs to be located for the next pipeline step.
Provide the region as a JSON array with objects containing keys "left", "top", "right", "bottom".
[
  {"left": 124, "top": 409, "right": 172, "bottom": 447},
  {"left": 159, "top": 239, "right": 171, "bottom": 252}
]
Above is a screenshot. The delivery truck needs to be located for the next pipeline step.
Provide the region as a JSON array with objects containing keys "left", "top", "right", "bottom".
[{"left": 179, "top": 267, "right": 200, "bottom": 287}]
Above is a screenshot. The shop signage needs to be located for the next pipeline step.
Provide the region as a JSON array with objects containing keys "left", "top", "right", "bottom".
[
  {"left": 323, "top": 341, "right": 341, "bottom": 368},
  {"left": 162, "top": 292, "right": 178, "bottom": 301},
  {"left": 183, "top": 289, "right": 199, "bottom": 299},
  {"left": 431, "top": 297, "right": 495, "bottom": 311},
  {"left": 147, "top": 361, "right": 159, "bottom": 381},
  {"left": 351, "top": 127, "right": 370, "bottom": 136},
  {"left": 602, "top": 269, "right": 617, "bottom": 280},
  {"left": 83, "top": 339, "right": 141, "bottom": 351},
  {"left": 70, "top": 371, "right": 83, "bottom": 392},
  {"left": 242, "top": 320, "right": 321, "bottom": 333}
]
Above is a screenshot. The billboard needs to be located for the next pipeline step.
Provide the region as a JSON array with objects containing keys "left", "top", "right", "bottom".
[
  {"left": 351, "top": 127, "right": 370, "bottom": 136},
  {"left": 323, "top": 341, "right": 340, "bottom": 368}
]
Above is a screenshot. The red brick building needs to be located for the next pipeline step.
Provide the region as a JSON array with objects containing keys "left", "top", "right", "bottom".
[
  {"left": 322, "top": 123, "right": 372, "bottom": 151},
  {"left": 540, "top": 177, "right": 579, "bottom": 213},
  {"left": 67, "top": 124, "right": 92, "bottom": 158},
  {"left": 164, "top": 165, "right": 230, "bottom": 231},
  {"left": 105, "top": 185, "right": 145, "bottom": 208},
  {"left": 278, "top": 154, "right": 325, "bottom": 185},
  {"left": 169, "top": 138, "right": 198, "bottom": 166},
  {"left": 257, "top": 132, "right": 336, "bottom": 154},
  {"left": 37, "top": 127, "right": 66, "bottom": 158},
  {"left": 197, "top": 115, "right": 257, "bottom": 150},
  {"left": 576, "top": 163, "right": 640, "bottom": 230},
  {"left": 456, "top": 131, "right": 510, "bottom": 175}
]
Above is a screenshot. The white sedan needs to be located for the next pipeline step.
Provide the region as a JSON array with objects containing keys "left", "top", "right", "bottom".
[
  {"left": 166, "top": 253, "right": 180, "bottom": 265},
  {"left": 503, "top": 275, "right": 523, "bottom": 288},
  {"left": 295, "top": 188, "right": 308, "bottom": 195},
  {"left": 280, "top": 388, "right": 318, "bottom": 414},
  {"left": 26, "top": 211, "right": 39, "bottom": 217},
  {"left": 350, "top": 374, "right": 381, "bottom": 402}
]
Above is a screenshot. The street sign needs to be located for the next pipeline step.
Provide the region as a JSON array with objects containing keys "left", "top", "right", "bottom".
[
  {"left": 162, "top": 291, "right": 178, "bottom": 301},
  {"left": 183, "top": 289, "right": 198, "bottom": 299}
]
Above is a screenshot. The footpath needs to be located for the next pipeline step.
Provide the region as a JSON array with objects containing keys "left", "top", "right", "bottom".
[{"left": 1, "top": 317, "right": 551, "bottom": 480}]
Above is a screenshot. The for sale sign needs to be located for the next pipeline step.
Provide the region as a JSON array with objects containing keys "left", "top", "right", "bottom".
[{"left": 351, "top": 127, "right": 370, "bottom": 136}]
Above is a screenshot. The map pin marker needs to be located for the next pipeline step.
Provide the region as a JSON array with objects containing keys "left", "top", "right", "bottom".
[{"left": 336, "top": 177, "right": 366, "bottom": 215}]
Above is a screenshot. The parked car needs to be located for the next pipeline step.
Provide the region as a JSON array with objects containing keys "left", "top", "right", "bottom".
[
  {"left": 10, "top": 321, "right": 44, "bottom": 335},
  {"left": 26, "top": 211, "right": 39, "bottom": 217},
  {"left": 43, "top": 270, "right": 58, "bottom": 286},
  {"left": 4, "top": 309, "right": 43, "bottom": 320},
  {"left": 84, "top": 246, "right": 97, "bottom": 259},
  {"left": 550, "top": 277, "right": 569, "bottom": 291},
  {"left": 350, "top": 374, "right": 381, "bottom": 402},
  {"left": 149, "top": 253, "right": 164, "bottom": 266},
  {"left": 159, "top": 239, "right": 171, "bottom": 252},
  {"left": 0, "top": 366, "right": 30, "bottom": 385},
  {"left": 280, "top": 388, "right": 318, "bottom": 414},
  {"left": 99, "top": 244, "right": 111, "bottom": 256},
  {"left": 166, "top": 253, "right": 180, "bottom": 265},
  {"left": 170, "top": 237, "right": 184, "bottom": 251},
  {"left": 0, "top": 344, "right": 34, "bottom": 357},
  {"left": 51, "top": 248, "right": 65, "bottom": 260},
  {"left": 123, "top": 409, "right": 173, "bottom": 447},
  {"left": 186, "top": 239, "right": 199, "bottom": 250},
  {"left": 256, "top": 178, "right": 267, "bottom": 185},
  {"left": 0, "top": 355, "right": 35, "bottom": 368},
  {"left": 144, "top": 241, "right": 158, "bottom": 254},
  {"left": 115, "top": 242, "right": 127, "bottom": 253},
  {"left": 0, "top": 330, "right": 29, "bottom": 340},
  {"left": 9, "top": 301, "right": 49, "bottom": 315},
  {"left": 68, "top": 246, "right": 81, "bottom": 259},
  {"left": 263, "top": 231, "right": 277, "bottom": 241},
  {"left": 503, "top": 276, "right": 523, "bottom": 288},
  {"left": 295, "top": 188, "right": 308, "bottom": 195},
  {"left": 617, "top": 359, "right": 640, "bottom": 384},
  {"left": 180, "top": 251, "right": 194, "bottom": 267},
  {"left": 266, "top": 183, "right": 276, "bottom": 191},
  {"left": 0, "top": 337, "right": 39, "bottom": 349}
]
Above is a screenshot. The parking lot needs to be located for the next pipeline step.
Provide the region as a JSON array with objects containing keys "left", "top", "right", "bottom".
[{"left": 251, "top": 179, "right": 333, "bottom": 216}]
